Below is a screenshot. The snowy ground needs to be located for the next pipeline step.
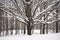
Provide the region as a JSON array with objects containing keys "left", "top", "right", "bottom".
[
  {"left": 0, "top": 30, "right": 60, "bottom": 40},
  {"left": 0, "top": 33, "right": 60, "bottom": 40}
]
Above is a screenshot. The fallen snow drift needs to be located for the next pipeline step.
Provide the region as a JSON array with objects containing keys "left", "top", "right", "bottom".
[{"left": 0, "top": 33, "right": 60, "bottom": 40}]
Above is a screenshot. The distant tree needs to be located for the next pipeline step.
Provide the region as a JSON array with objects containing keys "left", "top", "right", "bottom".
[
  {"left": 0, "top": 9, "right": 2, "bottom": 36},
  {"left": 10, "top": 17, "right": 14, "bottom": 34},
  {"left": 56, "top": 9, "right": 58, "bottom": 33}
]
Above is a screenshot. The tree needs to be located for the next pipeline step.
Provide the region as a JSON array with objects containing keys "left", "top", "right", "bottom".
[
  {"left": 5, "top": 13, "right": 8, "bottom": 35},
  {"left": 0, "top": 0, "right": 60, "bottom": 35},
  {"left": 56, "top": 9, "right": 58, "bottom": 33},
  {"left": 0, "top": 9, "right": 3, "bottom": 36}
]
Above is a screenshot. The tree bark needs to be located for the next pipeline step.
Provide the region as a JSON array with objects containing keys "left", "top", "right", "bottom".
[
  {"left": 24, "top": 25, "right": 26, "bottom": 34},
  {"left": 56, "top": 9, "right": 58, "bottom": 33},
  {"left": 46, "top": 24, "right": 48, "bottom": 34},
  {"left": 15, "top": 19, "right": 19, "bottom": 34},
  {"left": 40, "top": 23, "right": 42, "bottom": 34},
  {"left": 6, "top": 14, "right": 8, "bottom": 35},
  {"left": 27, "top": 22, "right": 32, "bottom": 35},
  {"left": 43, "top": 24, "right": 45, "bottom": 34},
  {"left": 0, "top": 17, "right": 2, "bottom": 36},
  {"left": 10, "top": 18, "right": 14, "bottom": 35},
  {"left": 56, "top": 21, "right": 58, "bottom": 33}
]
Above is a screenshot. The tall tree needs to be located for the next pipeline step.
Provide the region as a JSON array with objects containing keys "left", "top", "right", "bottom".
[{"left": 0, "top": 0, "right": 60, "bottom": 35}]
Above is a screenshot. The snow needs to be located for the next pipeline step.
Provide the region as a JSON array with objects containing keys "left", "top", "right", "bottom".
[
  {"left": 0, "top": 30, "right": 60, "bottom": 40},
  {"left": 0, "top": 33, "right": 60, "bottom": 40}
]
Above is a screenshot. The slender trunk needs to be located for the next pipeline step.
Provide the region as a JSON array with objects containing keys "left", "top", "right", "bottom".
[
  {"left": 0, "top": 17, "right": 2, "bottom": 36},
  {"left": 56, "top": 9, "right": 58, "bottom": 33},
  {"left": 46, "top": 24, "right": 48, "bottom": 34},
  {"left": 6, "top": 14, "right": 8, "bottom": 35},
  {"left": 40, "top": 23, "right": 42, "bottom": 34},
  {"left": 43, "top": 14, "right": 45, "bottom": 34},
  {"left": 43, "top": 24, "right": 45, "bottom": 34},
  {"left": 0, "top": 10, "right": 3, "bottom": 36},
  {"left": 10, "top": 26, "right": 13, "bottom": 34},
  {"left": 15, "top": 19, "right": 19, "bottom": 34},
  {"left": 15, "top": 19, "right": 17, "bottom": 34},
  {"left": 3, "top": 13, "right": 5, "bottom": 35},
  {"left": 56, "top": 21, "right": 58, "bottom": 33},
  {"left": 2, "top": 16, "right": 4, "bottom": 35},
  {"left": 10, "top": 18, "right": 14, "bottom": 35},
  {"left": 24, "top": 25, "right": 26, "bottom": 34}
]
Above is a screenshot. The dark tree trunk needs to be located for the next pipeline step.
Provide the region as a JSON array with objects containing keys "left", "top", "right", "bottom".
[
  {"left": 40, "top": 23, "right": 42, "bottom": 34},
  {"left": 6, "top": 14, "right": 8, "bottom": 35},
  {"left": 15, "top": 19, "right": 18, "bottom": 34},
  {"left": 0, "top": 17, "right": 2, "bottom": 36},
  {"left": 46, "top": 24, "right": 48, "bottom": 34},
  {"left": 24, "top": 26, "right": 26, "bottom": 34},
  {"left": 10, "top": 27, "right": 13, "bottom": 34},
  {"left": 2, "top": 16, "right": 4, "bottom": 35},
  {"left": 0, "top": 10, "right": 3, "bottom": 36},
  {"left": 23, "top": 0, "right": 33, "bottom": 35},
  {"left": 43, "top": 24, "right": 45, "bottom": 34},
  {"left": 56, "top": 21, "right": 58, "bottom": 33},
  {"left": 10, "top": 18, "right": 14, "bottom": 35},
  {"left": 27, "top": 22, "right": 32, "bottom": 35},
  {"left": 43, "top": 14, "right": 45, "bottom": 34},
  {"left": 56, "top": 9, "right": 58, "bottom": 33},
  {"left": 15, "top": 19, "right": 19, "bottom": 34}
]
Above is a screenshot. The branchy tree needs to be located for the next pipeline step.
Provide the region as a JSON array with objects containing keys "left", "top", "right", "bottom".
[{"left": 0, "top": 0, "right": 60, "bottom": 35}]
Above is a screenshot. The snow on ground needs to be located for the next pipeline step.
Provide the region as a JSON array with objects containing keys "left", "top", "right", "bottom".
[
  {"left": 0, "top": 29, "right": 60, "bottom": 40},
  {"left": 0, "top": 33, "right": 60, "bottom": 40}
]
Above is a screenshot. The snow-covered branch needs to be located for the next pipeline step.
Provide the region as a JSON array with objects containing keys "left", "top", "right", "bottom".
[
  {"left": 0, "top": 0, "right": 28, "bottom": 23},
  {"left": 33, "top": 0, "right": 47, "bottom": 17},
  {"left": 11, "top": 0, "right": 28, "bottom": 22},
  {"left": 33, "top": 0, "right": 59, "bottom": 19},
  {"left": 0, "top": 6, "right": 27, "bottom": 24}
]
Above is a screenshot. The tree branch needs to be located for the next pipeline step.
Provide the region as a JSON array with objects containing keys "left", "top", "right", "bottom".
[
  {"left": 33, "top": 0, "right": 47, "bottom": 17},
  {"left": 11, "top": 0, "right": 28, "bottom": 22}
]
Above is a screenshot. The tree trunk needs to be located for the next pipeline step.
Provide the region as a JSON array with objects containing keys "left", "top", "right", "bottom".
[
  {"left": 2, "top": 16, "right": 4, "bottom": 35},
  {"left": 24, "top": 26, "right": 26, "bottom": 34},
  {"left": 27, "top": 22, "right": 32, "bottom": 35},
  {"left": 0, "top": 17, "right": 2, "bottom": 36},
  {"left": 40, "top": 23, "right": 42, "bottom": 34},
  {"left": 56, "top": 9, "right": 58, "bottom": 33},
  {"left": 46, "top": 24, "right": 48, "bottom": 34},
  {"left": 15, "top": 19, "right": 19, "bottom": 34},
  {"left": 27, "top": 25, "right": 31, "bottom": 35},
  {"left": 56, "top": 21, "right": 58, "bottom": 33},
  {"left": 6, "top": 14, "right": 8, "bottom": 35},
  {"left": 43, "top": 24, "right": 45, "bottom": 34},
  {"left": 10, "top": 18, "right": 14, "bottom": 35},
  {"left": 0, "top": 10, "right": 3, "bottom": 36}
]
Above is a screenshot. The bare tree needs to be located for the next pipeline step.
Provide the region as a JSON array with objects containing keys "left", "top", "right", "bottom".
[
  {"left": 0, "top": 0, "right": 60, "bottom": 35},
  {"left": 0, "top": 9, "right": 2, "bottom": 36},
  {"left": 55, "top": 9, "right": 58, "bottom": 33},
  {"left": 5, "top": 14, "right": 8, "bottom": 35}
]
